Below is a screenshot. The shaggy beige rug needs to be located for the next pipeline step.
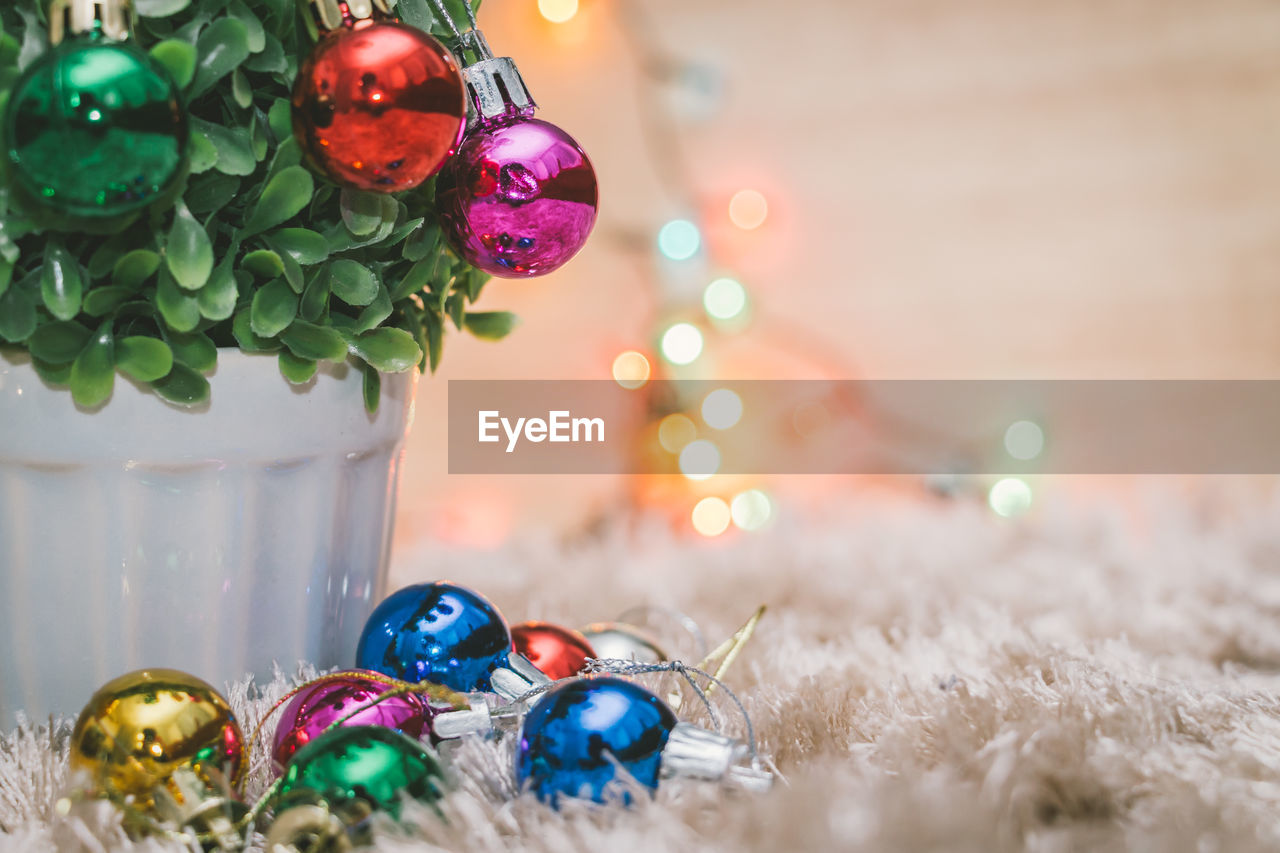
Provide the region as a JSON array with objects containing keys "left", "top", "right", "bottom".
[{"left": 4, "top": 487, "right": 1280, "bottom": 851}]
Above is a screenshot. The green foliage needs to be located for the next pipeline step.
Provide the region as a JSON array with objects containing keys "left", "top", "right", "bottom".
[{"left": 0, "top": 0, "right": 510, "bottom": 411}]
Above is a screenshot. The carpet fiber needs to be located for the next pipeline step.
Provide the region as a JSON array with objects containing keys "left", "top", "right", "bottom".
[{"left": 4, "top": 489, "right": 1280, "bottom": 851}]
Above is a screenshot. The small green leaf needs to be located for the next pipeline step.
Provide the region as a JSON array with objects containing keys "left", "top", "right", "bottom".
[
  {"left": 197, "top": 260, "right": 238, "bottom": 321},
  {"left": 242, "top": 249, "right": 284, "bottom": 279},
  {"left": 168, "top": 332, "right": 217, "bottom": 372},
  {"left": 156, "top": 268, "right": 201, "bottom": 332},
  {"left": 192, "top": 119, "right": 255, "bottom": 176},
  {"left": 166, "top": 202, "right": 213, "bottom": 290},
  {"left": 269, "top": 228, "right": 329, "bottom": 265},
  {"left": 0, "top": 258, "right": 12, "bottom": 298},
  {"left": 390, "top": 255, "right": 437, "bottom": 301},
  {"left": 149, "top": 39, "right": 196, "bottom": 89},
  {"left": 250, "top": 113, "right": 269, "bottom": 163},
  {"left": 446, "top": 291, "right": 465, "bottom": 330},
  {"left": 281, "top": 320, "right": 348, "bottom": 361},
  {"left": 26, "top": 320, "right": 91, "bottom": 363},
  {"left": 88, "top": 236, "right": 129, "bottom": 279},
  {"left": 424, "top": 309, "right": 442, "bottom": 372},
  {"left": 113, "top": 249, "right": 162, "bottom": 289},
  {"left": 299, "top": 267, "right": 330, "bottom": 321},
  {"left": 279, "top": 249, "right": 304, "bottom": 293},
  {"left": 232, "top": 308, "right": 279, "bottom": 352},
  {"left": 186, "top": 173, "right": 241, "bottom": 216},
  {"left": 231, "top": 68, "right": 253, "bottom": 108},
  {"left": 82, "top": 286, "right": 132, "bottom": 317},
  {"left": 245, "top": 34, "right": 286, "bottom": 74},
  {"left": 152, "top": 363, "right": 210, "bottom": 407},
  {"left": 227, "top": 0, "right": 267, "bottom": 52},
  {"left": 362, "top": 362, "right": 381, "bottom": 413},
  {"left": 191, "top": 18, "right": 251, "bottom": 97},
  {"left": 278, "top": 350, "right": 318, "bottom": 384},
  {"left": 0, "top": 286, "right": 36, "bottom": 342},
  {"left": 250, "top": 278, "right": 298, "bottom": 338},
  {"left": 116, "top": 336, "right": 174, "bottom": 382},
  {"left": 340, "top": 188, "right": 385, "bottom": 236},
  {"left": 328, "top": 259, "right": 378, "bottom": 306},
  {"left": 188, "top": 130, "right": 218, "bottom": 174},
  {"left": 41, "top": 242, "right": 83, "bottom": 320},
  {"left": 355, "top": 285, "right": 392, "bottom": 332},
  {"left": 402, "top": 223, "right": 440, "bottom": 262},
  {"left": 267, "top": 97, "right": 292, "bottom": 142},
  {"left": 70, "top": 327, "right": 114, "bottom": 408},
  {"left": 346, "top": 327, "right": 422, "bottom": 373},
  {"left": 464, "top": 311, "right": 520, "bottom": 341},
  {"left": 244, "top": 166, "right": 314, "bottom": 236},
  {"left": 265, "top": 136, "right": 302, "bottom": 181}
]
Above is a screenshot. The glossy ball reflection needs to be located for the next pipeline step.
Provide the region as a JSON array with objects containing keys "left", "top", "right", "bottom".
[
  {"left": 69, "top": 668, "right": 245, "bottom": 804},
  {"left": 277, "top": 725, "right": 447, "bottom": 819},
  {"left": 4, "top": 39, "right": 187, "bottom": 218},
  {"left": 516, "top": 677, "right": 676, "bottom": 806},
  {"left": 271, "top": 671, "right": 435, "bottom": 773},
  {"left": 580, "top": 622, "right": 668, "bottom": 664},
  {"left": 292, "top": 21, "right": 465, "bottom": 192},
  {"left": 511, "top": 621, "right": 596, "bottom": 680},
  {"left": 355, "top": 582, "right": 514, "bottom": 692},
  {"left": 436, "top": 116, "right": 598, "bottom": 277}
]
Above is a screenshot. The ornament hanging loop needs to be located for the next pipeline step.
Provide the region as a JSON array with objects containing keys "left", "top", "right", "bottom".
[
  {"left": 427, "top": 0, "right": 536, "bottom": 124},
  {"left": 49, "top": 0, "right": 132, "bottom": 45}
]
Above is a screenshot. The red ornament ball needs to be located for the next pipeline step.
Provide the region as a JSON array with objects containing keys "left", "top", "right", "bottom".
[
  {"left": 512, "top": 621, "right": 596, "bottom": 680},
  {"left": 292, "top": 21, "right": 466, "bottom": 192}
]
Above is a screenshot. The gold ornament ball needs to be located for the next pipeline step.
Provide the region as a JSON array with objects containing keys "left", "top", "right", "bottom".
[{"left": 69, "top": 668, "right": 247, "bottom": 804}]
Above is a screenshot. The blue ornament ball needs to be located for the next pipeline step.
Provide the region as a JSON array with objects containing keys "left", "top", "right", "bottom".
[
  {"left": 516, "top": 676, "right": 678, "bottom": 806},
  {"left": 355, "top": 582, "right": 514, "bottom": 693}
]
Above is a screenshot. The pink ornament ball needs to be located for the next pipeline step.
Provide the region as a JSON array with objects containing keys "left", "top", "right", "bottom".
[
  {"left": 435, "top": 116, "right": 598, "bottom": 278},
  {"left": 271, "top": 670, "right": 435, "bottom": 773}
]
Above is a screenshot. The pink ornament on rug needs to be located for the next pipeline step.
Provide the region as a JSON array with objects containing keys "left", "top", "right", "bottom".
[
  {"left": 434, "top": 30, "right": 597, "bottom": 278},
  {"left": 271, "top": 671, "right": 436, "bottom": 773}
]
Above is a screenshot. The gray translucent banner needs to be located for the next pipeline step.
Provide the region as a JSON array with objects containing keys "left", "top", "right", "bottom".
[{"left": 447, "top": 380, "right": 1280, "bottom": 474}]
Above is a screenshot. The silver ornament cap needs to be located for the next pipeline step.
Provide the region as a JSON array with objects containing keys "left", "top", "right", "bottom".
[{"left": 452, "top": 30, "right": 536, "bottom": 125}]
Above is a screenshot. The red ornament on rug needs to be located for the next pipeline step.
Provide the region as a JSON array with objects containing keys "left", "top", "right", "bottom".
[
  {"left": 511, "top": 621, "right": 596, "bottom": 680},
  {"left": 292, "top": 0, "right": 466, "bottom": 192}
]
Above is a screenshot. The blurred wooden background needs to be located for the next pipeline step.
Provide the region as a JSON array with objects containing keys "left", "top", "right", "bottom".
[{"left": 392, "top": 0, "right": 1280, "bottom": 549}]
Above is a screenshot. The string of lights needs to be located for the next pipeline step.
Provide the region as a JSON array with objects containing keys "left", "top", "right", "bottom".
[{"left": 538, "top": 0, "right": 1044, "bottom": 528}]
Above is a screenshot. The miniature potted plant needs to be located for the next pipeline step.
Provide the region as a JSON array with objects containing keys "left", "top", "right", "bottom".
[{"left": 0, "top": 0, "right": 597, "bottom": 724}]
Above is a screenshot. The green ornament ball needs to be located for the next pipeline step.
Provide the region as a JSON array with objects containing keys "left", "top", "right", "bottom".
[
  {"left": 4, "top": 37, "right": 188, "bottom": 219},
  {"left": 276, "top": 725, "right": 448, "bottom": 820}
]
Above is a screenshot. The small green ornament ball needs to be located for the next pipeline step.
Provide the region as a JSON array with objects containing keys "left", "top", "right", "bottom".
[
  {"left": 277, "top": 726, "right": 448, "bottom": 819},
  {"left": 4, "top": 38, "right": 187, "bottom": 218}
]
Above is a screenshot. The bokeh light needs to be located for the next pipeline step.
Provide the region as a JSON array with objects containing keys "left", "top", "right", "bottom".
[
  {"left": 611, "top": 350, "right": 650, "bottom": 389},
  {"left": 988, "top": 478, "right": 1033, "bottom": 517},
  {"left": 658, "top": 219, "right": 701, "bottom": 260},
  {"left": 728, "top": 189, "right": 768, "bottom": 230},
  {"left": 691, "top": 497, "right": 732, "bottom": 537},
  {"left": 660, "top": 322, "right": 703, "bottom": 365},
  {"left": 679, "top": 439, "right": 720, "bottom": 480},
  {"left": 703, "top": 277, "right": 747, "bottom": 321},
  {"left": 701, "top": 388, "right": 743, "bottom": 429},
  {"left": 1004, "top": 420, "right": 1045, "bottom": 461},
  {"left": 731, "top": 490, "right": 772, "bottom": 531},
  {"left": 658, "top": 413, "right": 697, "bottom": 453},
  {"left": 537, "top": 0, "right": 579, "bottom": 24}
]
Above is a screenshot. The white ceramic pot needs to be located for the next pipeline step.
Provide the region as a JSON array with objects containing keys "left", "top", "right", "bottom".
[{"left": 0, "top": 349, "right": 417, "bottom": 726}]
